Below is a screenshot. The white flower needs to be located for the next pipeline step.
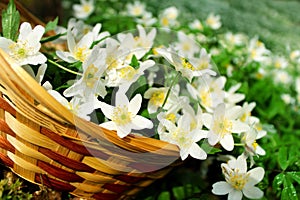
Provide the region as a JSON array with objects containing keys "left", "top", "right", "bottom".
[
  {"left": 224, "top": 82, "right": 245, "bottom": 107},
  {"left": 118, "top": 25, "right": 156, "bottom": 60},
  {"left": 290, "top": 50, "right": 300, "bottom": 63},
  {"left": 273, "top": 56, "right": 288, "bottom": 69},
  {"left": 56, "top": 29, "right": 93, "bottom": 63},
  {"left": 241, "top": 127, "right": 266, "bottom": 160},
  {"left": 159, "top": 6, "right": 179, "bottom": 28},
  {"left": 0, "top": 22, "right": 46, "bottom": 66},
  {"left": 239, "top": 102, "right": 256, "bottom": 123},
  {"left": 212, "top": 155, "right": 264, "bottom": 200},
  {"left": 273, "top": 70, "right": 292, "bottom": 85},
  {"left": 175, "top": 31, "right": 200, "bottom": 58},
  {"left": 73, "top": 0, "right": 94, "bottom": 19},
  {"left": 106, "top": 60, "right": 155, "bottom": 90},
  {"left": 202, "top": 103, "right": 249, "bottom": 151},
  {"left": 187, "top": 75, "right": 226, "bottom": 112},
  {"left": 48, "top": 90, "right": 94, "bottom": 121},
  {"left": 281, "top": 94, "right": 294, "bottom": 105},
  {"left": 126, "top": 1, "right": 146, "bottom": 17},
  {"left": 189, "top": 19, "right": 203, "bottom": 31},
  {"left": 205, "top": 13, "right": 222, "bottom": 30},
  {"left": 63, "top": 45, "right": 107, "bottom": 100},
  {"left": 96, "top": 88, "right": 153, "bottom": 138},
  {"left": 144, "top": 87, "right": 176, "bottom": 114},
  {"left": 296, "top": 77, "right": 300, "bottom": 94},
  {"left": 224, "top": 32, "right": 244, "bottom": 46},
  {"left": 135, "top": 11, "right": 157, "bottom": 27},
  {"left": 156, "top": 47, "right": 216, "bottom": 82},
  {"left": 248, "top": 37, "right": 270, "bottom": 63},
  {"left": 91, "top": 23, "right": 110, "bottom": 42},
  {"left": 158, "top": 112, "right": 207, "bottom": 160}
]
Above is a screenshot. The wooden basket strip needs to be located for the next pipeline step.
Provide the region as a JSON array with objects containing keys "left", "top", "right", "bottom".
[
  {"left": 38, "top": 147, "right": 95, "bottom": 172},
  {"left": 35, "top": 173, "right": 77, "bottom": 192},
  {"left": 6, "top": 151, "right": 45, "bottom": 174},
  {"left": 0, "top": 135, "right": 15, "bottom": 152},
  {"left": 75, "top": 172, "right": 115, "bottom": 184},
  {"left": 5, "top": 111, "right": 59, "bottom": 149},
  {"left": 6, "top": 134, "right": 51, "bottom": 163},
  {"left": 37, "top": 160, "right": 84, "bottom": 182}
]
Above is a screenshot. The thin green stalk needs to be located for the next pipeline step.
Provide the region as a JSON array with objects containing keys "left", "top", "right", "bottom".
[
  {"left": 161, "top": 72, "right": 180, "bottom": 109},
  {"left": 48, "top": 59, "right": 82, "bottom": 76}
]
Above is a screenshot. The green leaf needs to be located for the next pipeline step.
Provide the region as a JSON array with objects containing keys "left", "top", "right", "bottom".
[
  {"left": 281, "top": 176, "right": 298, "bottom": 200},
  {"left": 200, "top": 139, "right": 222, "bottom": 154},
  {"left": 157, "top": 191, "right": 170, "bottom": 200},
  {"left": 172, "top": 186, "right": 185, "bottom": 200},
  {"left": 278, "top": 146, "right": 289, "bottom": 170},
  {"left": 287, "top": 172, "right": 300, "bottom": 185},
  {"left": 272, "top": 173, "right": 285, "bottom": 192},
  {"left": 45, "top": 17, "right": 59, "bottom": 32},
  {"left": 130, "top": 54, "right": 140, "bottom": 69},
  {"left": 1, "top": 0, "right": 20, "bottom": 41}
]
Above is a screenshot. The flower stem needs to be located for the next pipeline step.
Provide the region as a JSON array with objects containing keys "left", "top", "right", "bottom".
[
  {"left": 48, "top": 59, "right": 83, "bottom": 76},
  {"left": 161, "top": 72, "right": 180, "bottom": 109},
  {"left": 234, "top": 143, "right": 245, "bottom": 146}
]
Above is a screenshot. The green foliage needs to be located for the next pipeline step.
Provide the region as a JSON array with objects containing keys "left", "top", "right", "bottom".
[
  {"left": 44, "top": 17, "right": 59, "bottom": 33},
  {"left": 1, "top": 0, "right": 20, "bottom": 41},
  {"left": 0, "top": 178, "right": 32, "bottom": 200}
]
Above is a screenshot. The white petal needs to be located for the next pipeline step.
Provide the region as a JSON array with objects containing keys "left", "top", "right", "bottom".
[
  {"left": 116, "top": 124, "right": 131, "bottom": 138},
  {"left": 220, "top": 134, "right": 234, "bottom": 151},
  {"left": 56, "top": 51, "right": 77, "bottom": 63},
  {"left": 48, "top": 90, "right": 69, "bottom": 107},
  {"left": 116, "top": 87, "right": 129, "bottom": 106},
  {"left": 63, "top": 80, "right": 84, "bottom": 97},
  {"left": 256, "top": 145, "right": 266, "bottom": 156},
  {"left": 231, "top": 121, "right": 249, "bottom": 133},
  {"left": 226, "top": 105, "right": 242, "bottom": 119},
  {"left": 131, "top": 115, "right": 153, "bottom": 130},
  {"left": 202, "top": 113, "right": 212, "bottom": 129},
  {"left": 98, "top": 102, "right": 115, "bottom": 119},
  {"left": 35, "top": 64, "right": 47, "bottom": 84},
  {"left": 67, "top": 30, "right": 76, "bottom": 53},
  {"left": 78, "top": 32, "right": 94, "bottom": 48},
  {"left": 228, "top": 189, "right": 243, "bottom": 200},
  {"left": 19, "top": 22, "right": 32, "bottom": 40},
  {"left": 212, "top": 181, "right": 233, "bottom": 195},
  {"left": 208, "top": 131, "right": 219, "bottom": 146},
  {"left": 236, "top": 155, "right": 247, "bottom": 173},
  {"left": 0, "top": 38, "right": 14, "bottom": 52},
  {"left": 246, "top": 167, "right": 265, "bottom": 186},
  {"left": 25, "top": 53, "right": 47, "bottom": 65},
  {"left": 243, "top": 186, "right": 264, "bottom": 199},
  {"left": 189, "top": 143, "right": 207, "bottom": 160},
  {"left": 100, "top": 121, "right": 116, "bottom": 131},
  {"left": 129, "top": 94, "right": 142, "bottom": 115}
]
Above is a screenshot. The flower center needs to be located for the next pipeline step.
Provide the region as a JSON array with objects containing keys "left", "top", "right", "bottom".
[
  {"left": 212, "top": 118, "right": 233, "bottom": 138},
  {"left": 181, "top": 58, "right": 195, "bottom": 70},
  {"left": 166, "top": 113, "right": 176, "bottom": 123},
  {"left": 83, "top": 4, "right": 92, "bottom": 13},
  {"left": 118, "top": 66, "right": 136, "bottom": 80},
  {"left": 150, "top": 91, "right": 165, "bottom": 106},
  {"left": 161, "top": 17, "right": 169, "bottom": 26},
  {"left": 9, "top": 41, "right": 32, "bottom": 60},
  {"left": 112, "top": 105, "right": 133, "bottom": 126},
  {"left": 133, "top": 7, "right": 142, "bottom": 16},
  {"left": 84, "top": 64, "right": 98, "bottom": 88},
  {"left": 172, "top": 128, "right": 191, "bottom": 148},
  {"left": 199, "top": 89, "right": 212, "bottom": 107},
  {"left": 229, "top": 173, "right": 247, "bottom": 190},
  {"left": 75, "top": 46, "right": 88, "bottom": 61}
]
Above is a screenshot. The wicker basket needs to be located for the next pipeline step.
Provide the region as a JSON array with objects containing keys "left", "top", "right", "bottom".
[{"left": 0, "top": 1, "right": 181, "bottom": 199}]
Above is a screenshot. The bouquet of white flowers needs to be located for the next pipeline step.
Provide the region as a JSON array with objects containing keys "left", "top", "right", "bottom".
[{"left": 0, "top": 0, "right": 267, "bottom": 199}]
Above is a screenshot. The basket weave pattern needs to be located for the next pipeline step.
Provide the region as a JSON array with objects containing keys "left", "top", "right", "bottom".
[{"left": 0, "top": 38, "right": 180, "bottom": 200}]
